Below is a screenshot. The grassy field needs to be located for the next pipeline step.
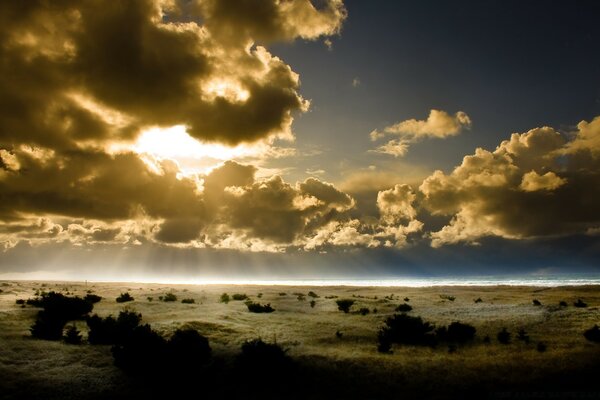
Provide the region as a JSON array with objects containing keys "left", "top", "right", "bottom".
[{"left": 1, "top": 280, "right": 599, "bottom": 399}]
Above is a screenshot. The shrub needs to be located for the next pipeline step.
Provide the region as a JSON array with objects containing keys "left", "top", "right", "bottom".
[
  {"left": 278, "top": 292, "right": 287, "bottom": 296},
  {"left": 378, "top": 314, "right": 437, "bottom": 347},
  {"left": 116, "top": 293, "right": 134, "bottom": 303},
  {"left": 64, "top": 325, "right": 82, "bottom": 344},
  {"left": 310, "top": 300, "right": 316, "bottom": 308},
  {"left": 403, "top": 297, "right": 410, "bottom": 302},
  {"left": 324, "top": 295, "right": 338, "bottom": 299},
  {"left": 497, "top": 327, "right": 511, "bottom": 344},
  {"left": 532, "top": 299, "right": 542, "bottom": 306},
  {"left": 168, "top": 329, "right": 211, "bottom": 366},
  {"left": 297, "top": 294, "right": 305, "bottom": 301},
  {"left": 112, "top": 324, "right": 168, "bottom": 373},
  {"left": 84, "top": 294, "right": 102, "bottom": 304},
  {"left": 335, "top": 330, "right": 343, "bottom": 339},
  {"left": 147, "top": 297, "right": 153, "bottom": 302},
  {"left": 359, "top": 307, "right": 370, "bottom": 315},
  {"left": 308, "top": 291, "right": 319, "bottom": 298},
  {"left": 537, "top": 342, "right": 547, "bottom": 352},
  {"left": 181, "top": 298, "right": 195, "bottom": 304},
  {"left": 15, "top": 299, "right": 25, "bottom": 305},
  {"left": 30, "top": 312, "right": 67, "bottom": 340},
  {"left": 395, "top": 303, "right": 412, "bottom": 312},
  {"left": 440, "top": 294, "right": 456, "bottom": 302},
  {"left": 474, "top": 298, "right": 483, "bottom": 303},
  {"left": 377, "top": 330, "right": 392, "bottom": 353},
  {"left": 27, "top": 292, "right": 93, "bottom": 320},
  {"left": 336, "top": 299, "right": 355, "bottom": 313},
  {"left": 257, "top": 293, "right": 263, "bottom": 298},
  {"left": 220, "top": 293, "right": 230, "bottom": 303},
  {"left": 442, "top": 321, "right": 476, "bottom": 343},
  {"left": 574, "top": 299, "right": 588, "bottom": 308},
  {"left": 483, "top": 335, "right": 491, "bottom": 344},
  {"left": 162, "top": 293, "right": 177, "bottom": 302},
  {"left": 559, "top": 300, "right": 568, "bottom": 307},
  {"left": 246, "top": 302, "right": 275, "bottom": 313},
  {"left": 373, "top": 308, "right": 378, "bottom": 314},
  {"left": 232, "top": 293, "right": 248, "bottom": 301},
  {"left": 87, "top": 310, "right": 142, "bottom": 345},
  {"left": 238, "top": 339, "right": 289, "bottom": 372},
  {"left": 583, "top": 325, "right": 600, "bottom": 343},
  {"left": 517, "top": 328, "right": 530, "bottom": 344}
]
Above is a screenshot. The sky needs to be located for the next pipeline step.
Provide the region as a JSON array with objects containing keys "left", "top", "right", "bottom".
[{"left": 0, "top": 0, "right": 599, "bottom": 281}]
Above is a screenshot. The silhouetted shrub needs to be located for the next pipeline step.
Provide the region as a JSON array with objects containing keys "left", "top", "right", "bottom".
[
  {"left": 583, "top": 325, "right": 600, "bottom": 343},
  {"left": 246, "top": 302, "right": 275, "bottom": 313},
  {"left": 395, "top": 303, "right": 412, "bottom": 312},
  {"left": 441, "top": 322, "right": 476, "bottom": 343},
  {"left": 335, "top": 330, "right": 343, "bottom": 339},
  {"left": 297, "top": 294, "right": 305, "bottom": 301},
  {"left": 87, "top": 310, "right": 142, "bottom": 345},
  {"left": 64, "top": 325, "right": 82, "bottom": 344},
  {"left": 517, "top": 328, "right": 530, "bottom": 344},
  {"left": 574, "top": 299, "right": 588, "bottom": 308},
  {"left": 474, "top": 298, "right": 483, "bottom": 303},
  {"left": 359, "top": 307, "right": 370, "bottom": 315},
  {"left": 324, "top": 295, "right": 338, "bottom": 299},
  {"left": 84, "top": 294, "right": 102, "bottom": 304},
  {"left": 378, "top": 314, "right": 437, "bottom": 347},
  {"left": 237, "top": 339, "right": 290, "bottom": 372},
  {"left": 537, "top": 342, "right": 547, "bottom": 352},
  {"left": 483, "top": 335, "right": 491, "bottom": 344},
  {"left": 377, "top": 330, "right": 392, "bottom": 353},
  {"left": 147, "top": 297, "right": 153, "bottom": 302},
  {"left": 257, "top": 293, "right": 263, "bottom": 298},
  {"left": 278, "top": 292, "right": 287, "bottom": 296},
  {"left": 310, "top": 300, "right": 316, "bottom": 308},
  {"left": 232, "top": 293, "right": 248, "bottom": 301},
  {"left": 162, "top": 293, "right": 177, "bottom": 302},
  {"left": 116, "top": 293, "right": 134, "bottom": 303},
  {"left": 497, "top": 328, "right": 511, "bottom": 344},
  {"left": 448, "top": 344, "right": 457, "bottom": 353},
  {"left": 112, "top": 324, "right": 168, "bottom": 373},
  {"left": 373, "top": 308, "right": 378, "bottom": 314},
  {"left": 181, "top": 298, "right": 195, "bottom": 304},
  {"left": 27, "top": 291, "right": 93, "bottom": 320},
  {"left": 168, "top": 328, "right": 211, "bottom": 367},
  {"left": 532, "top": 299, "right": 542, "bottom": 306},
  {"left": 336, "top": 299, "right": 355, "bottom": 313},
  {"left": 308, "top": 291, "right": 319, "bottom": 298},
  {"left": 15, "top": 299, "right": 25, "bottom": 305},
  {"left": 559, "top": 300, "right": 568, "bottom": 307},
  {"left": 440, "top": 294, "right": 455, "bottom": 301},
  {"left": 220, "top": 293, "right": 230, "bottom": 303},
  {"left": 404, "top": 297, "right": 410, "bottom": 302},
  {"left": 30, "top": 312, "right": 66, "bottom": 340}
]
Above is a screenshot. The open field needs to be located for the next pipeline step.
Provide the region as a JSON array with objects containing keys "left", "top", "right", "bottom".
[{"left": 1, "top": 281, "right": 600, "bottom": 399}]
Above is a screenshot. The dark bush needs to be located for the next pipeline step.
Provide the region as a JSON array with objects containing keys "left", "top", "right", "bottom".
[
  {"left": 336, "top": 299, "right": 355, "bottom": 313},
  {"left": 532, "top": 299, "right": 542, "bottom": 306},
  {"left": 404, "top": 297, "right": 410, "bottom": 302},
  {"left": 497, "top": 327, "right": 511, "bottom": 344},
  {"left": 232, "top": 293, "right": 248, "bottom": 301},
  {"left": 474, "top": 298, "right": 483, "bottom": 303},
  {"left": 257, "top": 293, "right": 263, "bottom": 298},
  {"left": 310, "top": 300, "right": 316, "bottom": 308},
  {"left": 377, "top": 330, "right": 392, "bottom": 353},
  {"left": 442, "top": 321, "right": 476, "bottom": 343},
  {"left": 30, "top": 311, "right": 66, "bottom": 340},
  {"left": 395, "top": 303, "right": 412, "bottom": 312},
  {"left": 116, "top": 293, "right": 134, "bottom": 303},
  {"left": 517, "top": 328, "right": 530, "bottom": 344},
  {"left": 537, "top": 342, "right": 547, "bottom": 352},
  {"left": 574, "top": 299, "right": 588, "bottom": 308},
  {"left": 64, "top": 325, "right": 82, "bottom": 344},
  {"left": 583, "top": 325, "right": 600, "bottom": 343},
  {"left": 297, "top": 294, "right": 306, "bottom": 301},
  {"left": 359, "top": 307, "right": 370, "bottom": 315},
  {"left": 162, "top": 293, "right": 177, "bottom": 302},
  {"left": 308, "top": 291, "right": 319, "bottom": 298},
  {"left": 27, "top": 292, "right": 93, "bottom": 320},
  {"left": 483, "top": 335, "right": 491, "bottom": 344},
  {"left": 112, "top": 324, "right": 168, "bottom": 373},
  {"left": 84, "top": 294, "right": 102, "bottom": 304},
  {"left": 237, "top": 339, "right": 290, "bottom": 372},
  {"left": 246, "top": 302, "right": 275, "bottom": 313},
  {"left": 147, "top": 297, "right": 153, "bottom": 302},
  {"left": 220, "top": 293, "right": 230, "bottom": 303},
  {"left": 15, "top": 299, "right": 25, "bottom": 305},
  {"left": 335, "top": 330, "right": 343, "bottom": 339},
  {"left": 87, "top": 310, "right": 142, "bottom": 345},
  {"left": 168, "top": 329, "right": 211, "bottom": 367},
  {"left": 559, "top": 300, "right": 568, "bottom": 307},
  {"left": 378, "top": 314, "right": 437, "bottom": 347},
  {"left": 181, "top": 298, "right": 195, "bottom": 304},
  {"left": 278, "top": 292, "right": 287, "bottom": 296}
]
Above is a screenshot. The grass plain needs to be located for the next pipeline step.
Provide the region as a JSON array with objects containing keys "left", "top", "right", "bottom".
[{"left": 1, "top": 281, "right": 599, "bottom": 399}]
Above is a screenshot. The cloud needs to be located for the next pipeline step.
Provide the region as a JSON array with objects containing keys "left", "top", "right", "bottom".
[
  {"left": 418, "top": 117, "right": 600, "bottom": 247},
  {"left": 370, "top": 109, "right": 472, "bottom": 157}
]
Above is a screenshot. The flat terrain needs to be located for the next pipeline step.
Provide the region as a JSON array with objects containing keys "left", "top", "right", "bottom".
[{"left": 1, "top": 281, "right": 599, "bottom": 399}]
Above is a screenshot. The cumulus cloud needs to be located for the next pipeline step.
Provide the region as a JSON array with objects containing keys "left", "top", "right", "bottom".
[
  {"left": 418, "top": 117, "right": 600, "bottom": 247},
  {"left": 370, "top": 109, "right": 472, "bottom": 157}
]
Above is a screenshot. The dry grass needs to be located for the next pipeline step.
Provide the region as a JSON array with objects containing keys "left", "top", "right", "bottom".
[{"left": 1, "top": 281, "right": 599, "bottom": 399}]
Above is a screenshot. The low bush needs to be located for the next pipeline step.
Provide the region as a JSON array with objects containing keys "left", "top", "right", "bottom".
[
  {"left": 395, "top": 303, "right": 412, "bottom": 312},
  {"left": 84, "top": 294, "right": 102, "bottom": 304},
  {"left": 441, "top": 321, "right": 476, "bottom": 344},
  {"left": 297, "top": 294, "right": 306, "bottom": 301},
  {"left": 116, "top": 293, "right": 134, "bottom": 303},
  {"left": 246, "top": 302, "right": 275, "bottom": 313},
  {"left": 378, "top": 314, "right": 437, "bottom": 347},
  {"left": 537, "top": 342, "right": 547, "bottom": 352},
  {"left": 147, "top": 297, "right": 153, "bottom": 302},
  {"left": 237, "top": 339, "right": 290, "bottom": 372},
  {"left": 517, "top": 328, "right": 530, "bottom": 344},
  {"left": 112, "top": 324, "right": 168, "bottom": 373},
  {"left": 583, "top": 325, "right": 600, "bottom": 343},
  {"left": 497, "top": 327, "right": 511, "bottom": 344},
  {"left": 308, "top": 291, "right": 319, "bottom": 298},
  {"left": 168, "top": 328, "right": 211, "bottom": 367},
  {"left": 336, "top": 299, "right": 355, "bottom": 313},
  {"left": 278, "top": 292, "right": 287, "bottom": 296},
  {"left": 559, "top": 300, "right": 568, "bottom": 307},
  {"left": 162, "top": 293, "right": 177, "bottom": 302},
  {"left": 64, "top": 325, "right": 82, "bottom": 344},
  {"left": 30, "top": 312, "right": 67, "bottom": 340},
  {"left": 532, "top": 299, "right": 542, "bottom": 306},
  {"left": 574, "top": 299, "right": 588, "bottom": 308},
  {"left": 28, "top": 292, "right": 94, "bottom": 340},
  {"left": 15, "top": 299, "right": 25, "bottom": 305},
  {"left": 474, "top": 298, "right": 483, "bottom": 303},
  {"left": 335, "top": 330, "right": 343, "bottom": 339},
  {"left": 439, "top": 294, "right": 456, "bottom": 302},
  {"left": 232, "top": 293, "right": 248, "bottom": 301},
  {"left": 403, "top": 297, "right": 410, "bottom": 302},
  {"left": 220, "top": 293, "right": 230, "bottom": 303},
  {"left": 181, "top": 298, "right": 195, "bottom": 304},
  {"left": 310, "top": 300, "right": 316, "bottom": 308},
  {"left": 87, "top": 310, "right": 142, "bottom": 345},
  {"left": 359, "top": 307, "right": 370, "bottom": 315}
]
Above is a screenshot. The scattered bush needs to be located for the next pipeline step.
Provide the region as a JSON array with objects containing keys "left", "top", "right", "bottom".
[
  {"left": 517, "top": 328, "right": 530, "bottom": 344},
  {"left": 378, "top": 314, "right": 437, "bottom": 347},
  {"left": 583, "top": 325, "right": 600, "bottom": 343},
  {"left": 474, "top": 298, "right": 483, "bottom": 303},
  {"left": 403, "top": 297, "right": 410, "bottom": 302},
  {"left": 30, "top": 312, "right": 67, "bottom": 340},
  {"left": 497, "top": 327, "right": 511, "bottom": 344},
  {"left": 483, "top": 335, "right": 491, "bottom": 344},
  {"left": 232, "top": 293, "right": 248, "bottom": 301},
  {"left": 336, "top": 299, "right": 355, "bottom": 313},
  {"left": 64, "top": 325, "right": 82, "bottom": 344},
  {"left": 559, "top": 300, "right": 568, "bottom": 307},
  {"left": 168, "top": 329, "right": 211, "bottom": 367},
  {"left": 147, "top": 297, "right": 153, "bottom": 302},
  {"left": 310, "top": 300, "right": 316, "bottom": 308},
  {"left": 278, "top": 292, "right": 287, "bottom": 296},
  {"left": 87, "top": 310, "right": 142, "bottom": 345},
  {"left": 237, "top": 339, "right": 290, "bottom": 372},
  {"left": 297, "top": 294, "right": 305, "bottom": 301},
  {"left": 162, "top": 293, "right": 177, "bottom": 302},
  {"left": 15, "top": 299, "right": 25, "bottom": 305},
  {"left": 181, "top": 298, "right": 195, "bottom": 304},
  {"left": 395, "top": 303, "right": 412, "bottom": 312},
  {"left": 532, "top": 299, "right": 542, "bottom": 306},
  {"left": 112, "top": 324, "right": 168, "bottom": 373},
  {"left": 220, "top": 293, "right": 230, "bottom": 303},
  {"left": 324, "top": 295, "right": 338, "bottom": 299},
  {"left": 574, "top": 299, "right": 588, "bottom": 308},
  {"left": 537, "top": 342, "right": 547, "bottom": 352},
  {"left": 359, "top": 307, "right": 370, "bottom": 316},
  {"left": 439, "top": 322, "right": 476, "bottom": 344},
  {"left": 335, "top": 330, "right": 343, "bottom": 339},
  {"left": 257, "top": 293, "right": 263, "bottom": 298},
  {"left": 373, "top": 308, "right": 378, "bottom": 314},
  {"left": 308, "top": 291, "right": 319, "bottom": 298},
  {"left": 246, "top": 302, "right": 275, "bottom": 313},
  {"left": 84, "top": 294, "right": 102, "bottom": 304},
  {"left": 439, "top": 294, "right": 456, "bottom": 302},
  {"left": 116, "top": 293, "right": 134, "bottom": 303},
  {"left": 28, "top": 292, "right": 95, "bottom": 341}
]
